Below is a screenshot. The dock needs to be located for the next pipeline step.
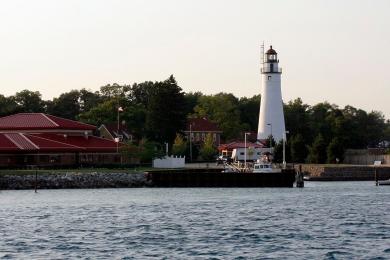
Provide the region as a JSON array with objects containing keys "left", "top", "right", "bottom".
[{"left": 145, "top": 168, "right": 296, "bottom": 187}]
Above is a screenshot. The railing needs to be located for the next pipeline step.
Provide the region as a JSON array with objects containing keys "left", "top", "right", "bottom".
[{"left": 261, "top": 68, "right": 282, "bottom": 73}]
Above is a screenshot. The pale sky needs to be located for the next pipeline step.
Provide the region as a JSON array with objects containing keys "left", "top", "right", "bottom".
[{"left": 1, "top": 0, "right": 389, "bottom": 118}]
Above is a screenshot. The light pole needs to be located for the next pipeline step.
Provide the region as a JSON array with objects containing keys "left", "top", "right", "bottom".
[
  {"left": 116, "top": 106, "right": 123, "bottom": 153},
  {"left": 283, "top": 130, "right": 289, "bottom": 168},
  {"left": 244, "top": 132, "right": 250, "bottom": 169},
  {"left": 267, "top": 123, "right": 273, "bottom": 151}
]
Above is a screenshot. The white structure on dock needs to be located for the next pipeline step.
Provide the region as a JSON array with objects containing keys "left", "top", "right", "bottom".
[
  {"left": 257, "top": 45, "right": 286, "bottom": 142},
  {"left": 153, "top": 155, "right": 185, "bottom": 168}
]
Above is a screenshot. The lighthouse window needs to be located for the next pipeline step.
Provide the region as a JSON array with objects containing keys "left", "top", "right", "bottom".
[{"left": 268, "top": 76, "right": 271, "bottom": 80}]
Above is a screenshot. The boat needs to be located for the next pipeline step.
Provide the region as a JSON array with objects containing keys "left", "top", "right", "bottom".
[
  {"left": 252, "top": 162, "right": 281, "bottom": 173},
  {"left": 222, "top": 154, "right": 281, "bottom": 174}
]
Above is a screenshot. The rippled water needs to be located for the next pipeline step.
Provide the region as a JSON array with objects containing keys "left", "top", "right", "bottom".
[{"left": 1, "top": 182, "right": 389, "bottom": 259}]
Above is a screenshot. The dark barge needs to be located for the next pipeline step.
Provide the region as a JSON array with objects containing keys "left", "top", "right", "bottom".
[{"left": 145, "top": 168, "right": 296, "bottom": 187}]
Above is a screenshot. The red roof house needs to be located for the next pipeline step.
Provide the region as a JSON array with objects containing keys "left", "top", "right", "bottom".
[
  {"left": 98, "top": 123, "right": 134, "bottom": 143},
  {"left": 184, "top": 117, "right": 222, "bottom": 145},
  {"left": 0, "top": 113, "right": 121, "bottom": 168}
]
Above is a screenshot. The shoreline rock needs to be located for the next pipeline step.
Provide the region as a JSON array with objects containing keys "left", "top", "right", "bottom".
[
  {"left": 295, "top": 164, "right": 390, "bottom": 181},
  {"left": 0, "top": 172, "right": 151, "bottom": 190}
]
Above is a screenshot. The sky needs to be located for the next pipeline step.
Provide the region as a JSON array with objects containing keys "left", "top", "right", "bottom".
[{"left": 0, "top": 0, "right": 389, "bottom": 118}]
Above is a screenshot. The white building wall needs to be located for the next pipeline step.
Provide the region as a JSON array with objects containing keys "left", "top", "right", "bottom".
[
  {"left": 153, "top": 156, "right": 185, "bottom": 168},
  {"left": 231, "top": 148, "right": 273, "bottom": 161}
]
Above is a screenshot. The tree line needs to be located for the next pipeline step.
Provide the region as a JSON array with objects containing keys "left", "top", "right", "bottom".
[{"left": 1, "top": 75, "right": 389, "bottom": 163}]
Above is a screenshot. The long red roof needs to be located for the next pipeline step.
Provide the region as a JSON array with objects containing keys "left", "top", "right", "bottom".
[
  {"left": 32, "top": 134, "right": 120, "bottom": 152},
  {"left": 218, "top": 141, "right": 265, "bottom": 151},
  {"left": 0, "top": 113, "right": 96, "bottom": 131},
  {"left": 0, "top": 133, "right": 119, "bottom": 153}
]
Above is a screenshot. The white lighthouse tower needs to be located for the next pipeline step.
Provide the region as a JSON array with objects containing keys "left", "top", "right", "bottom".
[{"left": 257, "top": 45, "right": 286, "bottom": 142}]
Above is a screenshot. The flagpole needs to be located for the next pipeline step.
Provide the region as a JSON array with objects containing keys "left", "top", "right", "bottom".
[{"left": 117, "top": 107, "right": 120, "bottom": 153}]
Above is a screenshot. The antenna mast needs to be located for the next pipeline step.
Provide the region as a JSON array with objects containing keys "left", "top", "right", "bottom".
[{"left": 261, "top": 41, "right": 265, "bottom": 65}]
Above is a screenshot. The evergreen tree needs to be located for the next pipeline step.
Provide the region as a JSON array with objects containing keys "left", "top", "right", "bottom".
[
  {"left": 306, "top": 134, "right": 327, "bottom": 163},
  {"left": 327, "top": 137, "right": 345, "bottom": 163},
  {"left": 145, "top": 75, "right": 186, "bottom": 144},
  {"left": 273, "top": 140, "right": 283, "bottom": 163},
  {"left": 290, "top": 134, "right": 307, "bottom": 163}
]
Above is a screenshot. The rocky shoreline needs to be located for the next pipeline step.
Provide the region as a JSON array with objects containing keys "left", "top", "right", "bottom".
[{"left": 0, "top": 172, "right": 151, "bottom": 190}]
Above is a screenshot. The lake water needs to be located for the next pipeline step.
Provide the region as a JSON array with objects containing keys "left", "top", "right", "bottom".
[{"left": 0, "top": 182, "right": 389, "bottom": 259}]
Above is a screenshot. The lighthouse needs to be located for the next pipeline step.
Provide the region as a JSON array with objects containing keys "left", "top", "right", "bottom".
[{"left": 257, "top": 45, "right": 286, "bottom": 143}]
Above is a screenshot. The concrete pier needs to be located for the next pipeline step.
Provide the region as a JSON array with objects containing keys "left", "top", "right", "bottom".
[{"left": 146, "top": 168, "right": 296, "bottom": 187}]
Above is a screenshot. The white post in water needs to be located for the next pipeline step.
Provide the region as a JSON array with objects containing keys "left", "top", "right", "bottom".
[{"left": 257, "top": 45, "right": 286, "bottom": 143}]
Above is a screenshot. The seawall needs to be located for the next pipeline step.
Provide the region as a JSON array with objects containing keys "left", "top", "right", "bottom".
[
  {"left": 0, "top": 172, "right": 150, "bottom": 190},
  {"left": 296, "top": 164, "right": 390, "bottom": 181}
]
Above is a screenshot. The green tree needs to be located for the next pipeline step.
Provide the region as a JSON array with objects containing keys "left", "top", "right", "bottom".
[
  {"left": 199, "top": 133, "right": 218, "bottom": 160},
  {"left": 307, "top": 134, "right": 327, "bottom": 164},
  {"left": 145, "top": 75, "right": 187, "bottom": 144},
  {"left": 238, "top": 95, "right": 261, "bottom": 131},
  {"left": 273, "top": 140, "right": 283, "bottom": 163},
  {"left": 308, "top": 102, "right": 334, "bottom": 143},
  {"left": 273, "top": 139, "right": 290, "bottom": 164},
  {"left": 119, "top": 141, "right": 140, "bottom": 163},
  {"left": 120, "top": 139, "right": 164, "bottom": 164},
  {"left": 100, "top": 83, "right": 131, "bottom": 100},
  {"left": 79, "top": 89, "right": 102, "bottom": 112},
  {"left": 290, "top": 134, "right": 307, "bottom": 163},
  {"left": 0, "top": 94, "right": 18, "bottom": 116},
  {"left": 13, "top": 90, "right": 45, "bottom": 113},
  {"left": 194, "top": 93, "right": 242, "bottom": 140},
  {"left": 327, "top": 137, "right": 345, "bottom": 163},
  {"left": 46, "top": 90, "right": 81, "bottom": 119},
  {"left": 172, "top": 134, "right": 187, "bottom": 156},
  {"left": 186, "top": 142, "right": 200, "bottom": 161},
  {"left": 384, "top": 121, "right": 390, "bottom": 141},
  {"left": 284, "top": 98, "right": 310, "bottom": 141},
  {"left": 78, "top": 99, "right": 118, "bottom": 125},
  {"left": 184, "top": 91, "right": 203, "bottom": 116},
  {"left": 138, "top": 138, "right": 164, "bottom": 163}
]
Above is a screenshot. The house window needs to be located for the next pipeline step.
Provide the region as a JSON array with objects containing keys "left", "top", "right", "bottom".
[
  {"left": 213, "top": 134, "right": 216, "bottom": 141},
  {"left": 240, "top": 152, "right": 244, "bottom": 155},
  {"left": 268, "top": 76, "right": 271, "bottom": 81}
]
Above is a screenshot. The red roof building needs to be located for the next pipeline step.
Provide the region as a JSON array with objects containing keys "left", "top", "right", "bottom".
[
  {"left": 218, "top": 141, "right": 265, "bottom": 151},
  {"left": 0, "top": 113, "right": 121, "bottom": 168},
  {"left": 98, "top": 123, "right": 135, "bottom": 143},
  {"left": 0, "top": 113, "right": 95, "bottom": 131},
  {"left": 184, "top": 117, "right": 222, "bottom": 146}
]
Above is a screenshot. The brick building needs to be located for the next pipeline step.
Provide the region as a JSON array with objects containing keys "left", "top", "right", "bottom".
[{"left": 183, "top": 118, "right": 222, "bottom": 146}]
